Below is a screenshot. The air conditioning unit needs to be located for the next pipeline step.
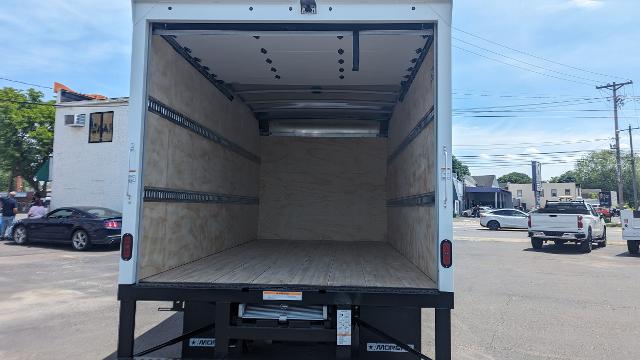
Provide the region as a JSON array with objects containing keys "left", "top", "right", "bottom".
[{"left": 64, "top": 114, "right": 86, "bottom": 127}]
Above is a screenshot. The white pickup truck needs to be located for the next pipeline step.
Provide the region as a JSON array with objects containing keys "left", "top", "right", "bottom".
[
  {"left": 620, "top": 210, "right": 640, "bottom": 254},
  {"left": 528, "top": 201, "right": 607, "bottom": 253}
]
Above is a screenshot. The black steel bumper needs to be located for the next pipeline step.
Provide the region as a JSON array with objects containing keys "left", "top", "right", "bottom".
[
  {"left": 116, "top": 283, "right": 453, "bottom": 359},
  {"left": 118, "top": 283, "right": 454, "bottom": 308}
]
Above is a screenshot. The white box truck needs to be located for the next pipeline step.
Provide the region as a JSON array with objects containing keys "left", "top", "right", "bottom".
[
  {"left": 118, "top": 1, "right": 453, "bottom": 359},
  {"left": 621, "top": 209, "right": 640, "bottom": 254}
]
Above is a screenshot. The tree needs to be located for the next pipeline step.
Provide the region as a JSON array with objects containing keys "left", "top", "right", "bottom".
[
  {"left": 452, "top": 155, "right": 470, "bottom": 180},
  {"left": 573, "top": 150, "right": 617, "bottom": 191},
  {"left": 549, "top": 170, "right": 577, "bottom": 183},
  {"left": 498, "top": 172, "right": 532, "bottom": 184},
  {"left": 572, "top": 150, "right": 640, "bottom": 206},
  {"left": 0, "top": 87, "right": 55, "bottom": 192}
]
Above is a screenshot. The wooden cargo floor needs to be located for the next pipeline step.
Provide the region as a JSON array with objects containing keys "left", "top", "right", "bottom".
[{"left": 142, "top": 240, "right": 436, "bottom": 289}]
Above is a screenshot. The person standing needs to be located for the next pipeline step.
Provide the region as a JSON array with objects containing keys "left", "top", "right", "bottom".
[
  {"left": 1, "top": 191, "right": 18, "bottom": 239},
  {"left": 27, "top": 199, "right": 47, "bottom": 219}
]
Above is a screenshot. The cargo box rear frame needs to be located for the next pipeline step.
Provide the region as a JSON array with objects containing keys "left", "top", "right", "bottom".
[{"left": 118, "top": 1, "right": 453, "bottom": 359}]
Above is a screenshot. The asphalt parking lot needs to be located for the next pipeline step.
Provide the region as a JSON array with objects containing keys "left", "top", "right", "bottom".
[{"left": 0, "top": 219, "right": 638, "bottom": 360}]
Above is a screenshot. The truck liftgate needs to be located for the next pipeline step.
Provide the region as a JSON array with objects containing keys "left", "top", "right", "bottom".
[{"left": 117, "top": 284, "right": 453, "bottom": 359}]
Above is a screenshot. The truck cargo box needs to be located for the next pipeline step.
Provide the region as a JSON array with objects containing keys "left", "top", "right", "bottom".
[{"left": 118, "top": 1, "right": 453, "bottom": 359}]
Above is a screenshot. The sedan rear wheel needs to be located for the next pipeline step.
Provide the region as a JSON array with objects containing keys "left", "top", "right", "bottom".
[
  {"left": 71, "top": 230, "right": 91, "bottom": 251},
  {"left": 13, "top": 225, "right": 28, "bottom": 245},
  {"left": 487, "top": 220, "right": 500, "bottom": 231}
]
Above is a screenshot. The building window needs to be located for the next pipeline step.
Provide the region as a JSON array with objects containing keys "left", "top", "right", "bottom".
[
  {"left": 551, "top": 189, "right": 558, "bottom": 197},
  {"left": 565, "top": 188, "right": 571, "bottom": 196},
  {"left": 517, "top": 190, "right": 523, "bottom": 197},
  {"left": 89, "top": 112, "right": 114, "bottom": 143}
]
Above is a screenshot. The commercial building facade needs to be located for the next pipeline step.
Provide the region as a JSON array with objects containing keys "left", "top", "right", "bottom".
[{"left": 508, "top": 182, "right": 582, "bottom": 210}]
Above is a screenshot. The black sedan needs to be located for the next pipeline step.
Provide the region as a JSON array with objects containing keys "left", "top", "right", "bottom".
[{"left": 11, "top": 206, "right": 122, "bottom": 250}]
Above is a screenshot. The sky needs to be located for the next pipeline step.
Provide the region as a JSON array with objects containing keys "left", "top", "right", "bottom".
[{"left": 0, "top": 0, "right": 639, "bottom": 180}]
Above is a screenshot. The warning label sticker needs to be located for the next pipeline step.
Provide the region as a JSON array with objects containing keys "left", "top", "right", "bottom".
[
  {"left": 262, "top": 290, "right": 303, "bottom": 301},
  {"left": 366, "top": 343, "right": 414, "bottom": 352},
  {"left": 336, "top": 310, "right": 352, "bottom": 346},
  {"left": 189, "top": 338, "right": 215, "bottom": 347}
]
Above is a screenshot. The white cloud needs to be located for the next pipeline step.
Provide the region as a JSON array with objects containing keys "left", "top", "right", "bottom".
[
  {"left": 570, "top": 0, "right": 604, "bottom": 8},
  {"left": 540, "top": 0, "right": 604, "bottom": 12}
]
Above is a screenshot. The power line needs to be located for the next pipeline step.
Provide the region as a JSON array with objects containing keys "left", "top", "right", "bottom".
[
  {"left": 454, "top": 115, "right": 640, "bottom": 119},
  {"left": 453, "top": 37, "right": 601, "bottom": 84},
  {"left": 455, "top": 97, "right": 609, "bottom": 111},
  {"left": 455, "top": 149, "right": 601, "bottom": 158},
  {"left": 463, "top": 155, "right": 592, "bottom": 163},
  {"left": 0, "top": 77, "right": 53, "bottom": 90},
  {"left": 455, "top": 109, "right": 613, "bottom": 113},
  {"left": 451, "top": 27, "right": 629, "bottom": 81},
  {"left": 454, "top": 45, "right": 594, "bottom": 86},
  {"left": 453, "top": 88, "right": 600, "bottom": 98},
  {"left": 453, "top": 138, "right": 610, "bottom": 148}
]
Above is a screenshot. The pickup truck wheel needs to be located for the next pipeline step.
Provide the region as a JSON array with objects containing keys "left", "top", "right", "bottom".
[
  {"left": 531, "top": 237, "right": 543, "bottom": 250},
  {"left": 599, "top": 228, "right": 607, "bottom": 248},
  {"left": 580, "top": 230, "right": 592, "bottom": 253},
  {"left": 628, "top": 240, "right": 640, "bottom": 255},
  {"left": 487, "top": 220, "right": 500, "bottom": 231}
]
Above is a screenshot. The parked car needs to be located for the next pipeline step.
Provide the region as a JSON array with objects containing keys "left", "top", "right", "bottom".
[
  {"left": 480, "top": 209, "right": 529, "bottom": 230},
  {"left": 593, "top": 206, "right": 611, "bottom": 219},
  {"left": 11, "top": 206, "right": 122, "bottom": 250},
  {"left": 462, "top": 206, "right": 492, "bottom": 217},
  {"left": 528, "top": 200, "right": 606, "bottom": 253}
]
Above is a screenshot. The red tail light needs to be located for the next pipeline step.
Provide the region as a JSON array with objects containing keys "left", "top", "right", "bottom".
[
  {"left": 121, "top": 233, "right": 133, "bottom": 261},
  {"left": 104, "top": 220, "right": 121, "bottom": 229},
  {"left": 577, "top": 215, "right": 583, "bottom": 229},
  {"left": 528, "top": 215, "right": 531, "bottom": 228},
  {"left": 440, "top": 239, "right": 452, "bottom": 268}
]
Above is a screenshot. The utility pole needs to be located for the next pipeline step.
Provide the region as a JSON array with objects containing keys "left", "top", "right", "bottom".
[
  {"left": 596, "top": 80, "right": 633, "bottom": 207},
  {"left": 620, "top": 125, "right": 640, "bottom": 208}
]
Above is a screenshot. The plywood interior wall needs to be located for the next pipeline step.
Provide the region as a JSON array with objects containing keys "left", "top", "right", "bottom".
[
  {"left": 139, "top": 36, "right": 260, "bottom": 279},
  {"left": 258, "top": 137, "right": 387, "bottom": 242},
  {"left": 387, "top": 44, "right": 438, "bottom": 283}
]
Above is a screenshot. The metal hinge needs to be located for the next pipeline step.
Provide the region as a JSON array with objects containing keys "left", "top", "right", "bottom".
[
  {"left": 442, "top": 145, "right": 452, "bottom": 208},
  {"left": 300, "top": 0, "right": 317, "bottom": 14}
]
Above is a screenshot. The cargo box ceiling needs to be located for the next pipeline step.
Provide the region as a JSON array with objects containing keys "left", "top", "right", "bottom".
[{"left": 155, "top": 24, "right": 433, "bottom": 136}]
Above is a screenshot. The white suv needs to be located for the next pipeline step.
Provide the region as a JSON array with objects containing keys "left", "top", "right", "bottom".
[{"left": 480, "top": 209, "right": 529, "bottom": 230}]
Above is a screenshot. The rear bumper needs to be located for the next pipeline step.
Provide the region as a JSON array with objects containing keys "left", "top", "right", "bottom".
[
  {"left": 528, "top": 231, "right": 586, "bottom": 240},
  {"left": 93, "top": 234, "right": 121, "bottom": 245},
  {"left": 118, "top": 283, "right": 454, "bottom": 308}
]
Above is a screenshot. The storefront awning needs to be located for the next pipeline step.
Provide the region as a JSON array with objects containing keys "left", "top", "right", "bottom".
[{"left": 35, "top": 159, "right": 50, "bottom": 182}]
